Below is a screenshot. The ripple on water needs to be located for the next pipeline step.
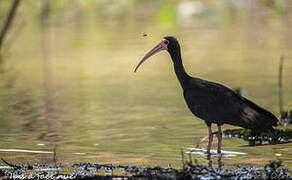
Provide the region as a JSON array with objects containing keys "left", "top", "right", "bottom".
[{"left": 0, "top": 149, "right": 52, "bottom": 154}]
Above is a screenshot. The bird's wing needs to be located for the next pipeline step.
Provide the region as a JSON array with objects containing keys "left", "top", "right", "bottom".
[{"left": 183, "top": 79, "right": 278, "bottom": 132}]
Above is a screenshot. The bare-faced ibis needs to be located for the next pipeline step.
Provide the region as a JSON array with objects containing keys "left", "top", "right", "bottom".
[{"left": 134, "top": 36, "right": 278, "bottom": 154}]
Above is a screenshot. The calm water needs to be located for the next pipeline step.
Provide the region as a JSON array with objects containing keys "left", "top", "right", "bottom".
[{"left": 0, "top": 0, "right": 292, "bottom": 169}]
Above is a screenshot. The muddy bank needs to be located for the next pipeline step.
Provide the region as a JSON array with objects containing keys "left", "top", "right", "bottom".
[{"left": 0, "top": 159, "right": 291, "bottom": 180}]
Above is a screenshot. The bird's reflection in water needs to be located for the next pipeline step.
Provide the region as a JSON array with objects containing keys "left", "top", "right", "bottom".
[
  {"left": 185, "top": 147, "right": 247, "bottom": 169},
  {"left": 189, "top": 151, "right": 223, "bottom": 169},
  {"left": 207, "top": 154, "right": 222, "bottom": 168}
]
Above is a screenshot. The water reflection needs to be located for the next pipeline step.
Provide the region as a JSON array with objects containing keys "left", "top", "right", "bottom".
[
  {"left": 207, "top": 154, "right": 222, "bottom": 169},
  {"left": 39, "top": 0, "right": 61, "bottom": 142},
  {"left": 185, "top": 148, "right": 247, "bottom": 156},
  {"left": 0, "top": 0, "right": 292, "bottom": 169},
  {"left": 0, "top": 149, "right": 52, "bottom": 154},
  {"left": 185, "top": 147, "right": 246, "bottom": 168}
]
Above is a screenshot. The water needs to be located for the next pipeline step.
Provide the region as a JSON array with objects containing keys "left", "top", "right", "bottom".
[{"left": 0, "top": 0, "right": 292, "bottom": 169}]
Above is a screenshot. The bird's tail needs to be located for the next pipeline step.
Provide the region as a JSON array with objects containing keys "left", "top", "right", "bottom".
[
  {"left": 240, "top": 98, "right": 279, "bottom": 133},
  {"left": 248, "top": 111, "right": 278, "bottom": 133}
]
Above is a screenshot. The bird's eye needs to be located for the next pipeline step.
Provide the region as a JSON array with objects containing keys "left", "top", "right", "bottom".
[{"left": 164, "top": 41, "right": 169, "bottom": 45}]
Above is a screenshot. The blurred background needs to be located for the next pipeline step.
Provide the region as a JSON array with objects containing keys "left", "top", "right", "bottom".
[{"left": 0, "top": 0, "right": 291, "bottom": 168}]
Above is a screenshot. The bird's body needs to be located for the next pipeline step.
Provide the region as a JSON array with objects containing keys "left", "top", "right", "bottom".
[
  {"left": 134, "top": 36, "right": 278, "bottom": 154},
  {"left": 183, "top": 77, "right": 277, "bottom": 132}
]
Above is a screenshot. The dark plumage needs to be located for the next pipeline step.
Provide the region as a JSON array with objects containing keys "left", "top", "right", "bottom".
[
  {"left": 183, "top": 78, "right": 278, "bottom": 132},
  {"left": 135, "top": 36, "right": 278, "bottom": 154}
]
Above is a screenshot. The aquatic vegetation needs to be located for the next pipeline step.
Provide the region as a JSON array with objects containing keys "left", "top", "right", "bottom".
[
  {"left": 280, "top": 110, "right": 292, "bottom": 125},
  {"left": 218, "top": 128, "right": 292, "bottom": 145}
]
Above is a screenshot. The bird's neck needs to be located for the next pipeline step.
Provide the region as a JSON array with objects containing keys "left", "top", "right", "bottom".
[{"left": 170, "top": 52, "right": 190, "bottom": 90}]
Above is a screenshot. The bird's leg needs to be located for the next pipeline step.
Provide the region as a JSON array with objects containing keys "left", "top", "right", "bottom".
[
  {"left": 218, "top": 156, "right": 222, "bottom": 169},
  {"left": 206, "top": 124, "right": 213, "bottom": 155},
  {"left": 207, "top": 154, "right": 212, "bottom": 167},
  {"left": 217, "top": 124, "right": 222, "bottom": 154}
]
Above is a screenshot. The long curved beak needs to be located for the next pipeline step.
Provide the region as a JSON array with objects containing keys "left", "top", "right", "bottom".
[{"left": 134, "top": 41, "right": 168, "bottom": 73}]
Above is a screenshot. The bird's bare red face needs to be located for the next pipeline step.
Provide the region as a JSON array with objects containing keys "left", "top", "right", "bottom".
[{"left": 134, "top": 39, "right": 170, "bottom": 72}]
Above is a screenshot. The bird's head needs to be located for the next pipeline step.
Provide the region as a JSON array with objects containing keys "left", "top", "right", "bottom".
[{"left": 134, "top": 36, "right": 180, "bottom": 72}]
